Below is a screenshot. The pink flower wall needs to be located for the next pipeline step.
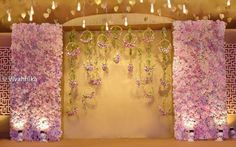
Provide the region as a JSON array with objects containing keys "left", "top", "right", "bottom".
[
  {"left": 10, "top": 23, "right": 63, "bottom": 141},
  {"left": 173, "top": 20, "right": 228, "bottom": 140}
]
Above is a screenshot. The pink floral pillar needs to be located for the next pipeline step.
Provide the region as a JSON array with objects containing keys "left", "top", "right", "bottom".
[
  {"left": 172, "top": 20, "right": 228, "bottom": 140},
  {"left": 10, "top": 23, "right": 63, "bottom": 141}
]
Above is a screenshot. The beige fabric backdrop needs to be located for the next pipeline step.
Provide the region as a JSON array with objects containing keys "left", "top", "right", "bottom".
[{"left": 63, "top": 30, "right": 174, "bottom": 138}]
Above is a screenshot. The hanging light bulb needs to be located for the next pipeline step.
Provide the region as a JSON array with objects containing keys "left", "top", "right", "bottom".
[
  {"left": 82, "top": 19, "right": 86, "bottom": 28},
  {"left": 227, "top": 0, "right": 231, "bottom": 7},
  {"left": 140, "top": 0, "right": 144, "bottom": 3},
  {"left": 124, "top": 16, "right": 128, "bottom": 27},
  {"left": 30, "top": 5, "right": 34, "bottom": 15},
  {"left": 150, "top": 3, "right": 154, "bottom": 13},
  {"left": 105, "top": 21, "right": 109, "bottom": 31},
  {"left": 77, "top": 1, "right": 81, "bottom": 11},
  {"left": 52, "top": 0, "right": 56, "bottom": 10},
  {"left": 183, "top": 4, "right": 188, "bottom": 14},
  {"left": 29, "top": 13, "right": 33, "bottom": 21},
  {"left": 7, "top": 11, "right": 11, "bottom": 22},
  {"left": 167, "top": 0, "right": 172, "bottom": 8}
]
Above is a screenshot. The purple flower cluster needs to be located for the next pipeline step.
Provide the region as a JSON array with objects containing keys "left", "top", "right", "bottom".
[
  {"left": 173, "top": 20, "right": 228, "bottom": 140},
  {"left": 10, "top": 23, "right": 63, "bottom": 141},
  {"left": 102, "top": 63, "right": 108, "bottom": 72},
  {"left": 85, "top": 63, "right": 94, "bottom": 71},
  {"left": 124, "top": 41, "right": 136, "bottom": 49},
  {"left": 113, "top": 54, "right": 120, "bottom": 64},
  {"left": 128, "top": 63, "right": 134, "bottom": 73},
  {"left": 89, "top": 78, "right": 102, "bottom": 86},
  {"left": 67, "top": 47, "right": 81, "bottom": 57},
  {"left": 144, "top": 66, "right": 153, "bottom": 73}
]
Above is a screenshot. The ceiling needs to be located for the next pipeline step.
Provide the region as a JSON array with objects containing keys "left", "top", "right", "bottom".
[{"left": 0, "top": 0, "right": 235, "bottom": 32}]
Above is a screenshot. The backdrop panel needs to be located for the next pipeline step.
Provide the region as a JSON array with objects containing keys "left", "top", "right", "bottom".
[
  {"left": 9, "top": 23, "right": 63, "bottom": 141},
  {"left": 63, "top": 29, "right": 174, "bottom": 138},
  {"left": 173, "top": 20, "right": 228, "bottom": 140}
]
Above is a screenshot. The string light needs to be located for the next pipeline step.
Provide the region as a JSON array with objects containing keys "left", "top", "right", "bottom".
[
  {"left": 77, "top": 1, "right": 81, "bottom": 11},
  {"left": 227, "top": 0, "right": 231, "bottom": 7},
  {"left": 167, "top": 0, "right": 172, "bottom": 8},
  {"left": 105, "top": 21, "right": 109, "bottom": 31},
  {"left": 124, "top": 16, "right": 128, "bottom": 27},
  {"left": 52, "top": 0, "right": 56, "bottom": 10},
  {"left": 140, "top": 0, "right": 144, "bottom": 3},
  {"left": 150, "top": 3, "right": 154, "bottom": 13},
  {"left": 82, "top": 19, "right": 86, "bottom": 28},
  {"left": 7, "top": 10, "right": 11, "bottom": 22},
  {"left": 183, "top": 4, "right": 188, "bottom": 14}
]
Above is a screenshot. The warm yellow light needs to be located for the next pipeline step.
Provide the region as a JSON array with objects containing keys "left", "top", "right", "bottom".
[
  {"left": 82, "top": 19, "right": 86, "bottom": 28},
  {"left": 183, "top": 4, "right": 188, "bottom": 14},
  {"left": 124, "top": 17, "right": 128, "bottom": 27},
  {"left": 52, "top": 0, "right": 56, "bottom": 10},
  {"left": 7, "top": 12, "right": 11, "bottom": 22},
  {"left": 30, "top": 6, "right": 34, "bottom": 15},
  {"left": 38, "top": 117, "right": 49, "bottom": 131},
  {"left": 29, "top": 14, "right": 33, "bottom": 21},
  {"left": 140, "top": 0, "right": 144, "bottom": 3},
  {"left": 227, "top": 0, "right": 231, "bottom": 7},
  {"left": 77, "top": 1, "right": 81, "bottom": 12},
  {"left": 167, "top": 0, "right": 172, "bottom": 8},
  {"left": 150, "top": 3, "right": 155, "bottom": 13},
  {"left": 105, "top": 22, "right": 109, "bottom": 31},
  {"left": 13, "top": 120, "right": 26, "bottom": 130}
]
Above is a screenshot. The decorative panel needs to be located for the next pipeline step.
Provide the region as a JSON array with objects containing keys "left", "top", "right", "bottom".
[{"left": 0, "top": 47, "right": 11, "bottom": 115}]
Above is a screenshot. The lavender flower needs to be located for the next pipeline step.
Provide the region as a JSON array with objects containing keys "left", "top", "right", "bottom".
[
  {"left": 102, "top": 63, "right": 108, "bottom": 71},
  {"left": 84, "top": 63, "right": 94, "bottom": 71}
]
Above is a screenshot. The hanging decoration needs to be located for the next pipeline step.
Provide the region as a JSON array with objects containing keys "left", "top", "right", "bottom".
[
  {"left": 157, "top": 27, "right": 172, "bottom": 116},
  {"left": 65, "top": 30, "right": 80, "bottom": 117},
  {"left": 110, "top": 26, "right": 123, "bottom": 64},
  {"left": 123, "top": 28, "right": 137, "bottom": 75}
]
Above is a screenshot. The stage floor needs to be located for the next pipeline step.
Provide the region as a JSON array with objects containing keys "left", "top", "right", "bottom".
[{"left": 0, "top": 139, "right": 236, "bottom": 147}]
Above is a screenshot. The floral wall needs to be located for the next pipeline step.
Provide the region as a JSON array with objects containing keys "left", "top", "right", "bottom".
[
  {"left": 9, "top": 23, "right": 63, "bottom": 141},
  {"left": 173, "top": 20, "right": 228, "bottom": 140}
]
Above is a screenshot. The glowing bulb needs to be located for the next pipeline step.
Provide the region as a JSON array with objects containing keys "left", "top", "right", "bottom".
[
  {"left": 77, "top": 1, "right": 81, "bottom": 11},
  {"left": 150, "top": 3, "right": 154, "bottom": 13},
  {"left": 105, "top": 22, "right": 109, "bottom": 31},
  {"left": 183, "top": 4, "right": 188, "bottom": 14},
  {"left": 140, "top": 0, "right": 144, "bottom": 3},
  {"left": 227, "top": 0, "right": 231, "bottom": 7},
  {"left": 30, "top": 6, "right": 34, "bottom": 15},
  {"left": 124, "top": 17, "right": 128, "bottom": 27},
  {"left": 29, "top": 14, "right": 33, "bottom": 21},
  {"left": 7, "top": 12, "right": 11, "bottom": 22},
  {"left": 167, "top": 0, "right": 172, "bottom": 8},
  {"left": 82, "top": 19, "right": 86, "bottom": 28},
  {"left": 52, "top": 0, "right": 56, "bottom": 10}
]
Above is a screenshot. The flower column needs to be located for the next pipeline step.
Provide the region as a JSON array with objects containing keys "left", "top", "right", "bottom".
[
  {"left": 172, "top": 20, "right": 228, "bottom": 140},
  {"left": 10, "top": 23, "right": 63, "bottom": 141}
]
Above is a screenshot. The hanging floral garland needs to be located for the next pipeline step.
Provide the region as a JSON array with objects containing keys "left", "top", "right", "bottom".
[
  {"left": 157, "top": 27, "right": 172, "bottom": 116},
  {"left": 110, "top": 26, "right": 123, "bottom": 64},
  {"left": 97, "top": 32, "right": 110, "bottom": 72},
  {"left": 123, "top": 28, "right": 137, "bottom": 75},
  {"left": 80, "top": 30, "right": 100, "bottom": 113},
  {"left": 66, "top": 30, "right": 80, "bottom": 117}
]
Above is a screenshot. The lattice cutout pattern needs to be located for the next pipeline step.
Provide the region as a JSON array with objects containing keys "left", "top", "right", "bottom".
[
  {"left": 0, "top": 47, "right": 11, "bottom": 115},
  {"left": 225, "top": 43, "right": 236, "bottom": 114}
]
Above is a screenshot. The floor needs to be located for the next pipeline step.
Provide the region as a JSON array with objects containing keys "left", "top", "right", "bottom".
[{"left": 0, "top": 139, "right": 236, "bottom": 147}]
